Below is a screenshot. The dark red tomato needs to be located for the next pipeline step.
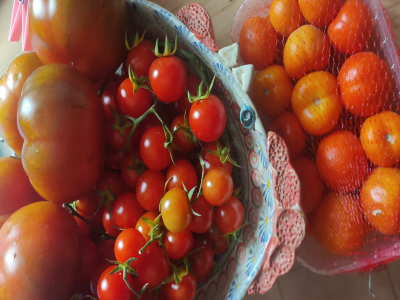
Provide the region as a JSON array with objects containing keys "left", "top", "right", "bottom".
[
  {"left": 149, "top": 56, "right": 187, "bottom": 103},
  {"left": 164, "top": 229, "right": 194, "bottom": 260},
  {"left": 173, "top": 74, "right": 204, "bottom": 116},
  {"left": 140, "top": 126, "right": 172, "bottom": 171},
  {"left": 101, "top": 79, "right": 123, "bottom": 119},
  {"left": 105, "top": 146, "right": 124, "bottom": 170},
  {"left": 114, "top": 228, "right": 145, "bottom": 269},
  {"left": 103, "top": 204, "right": 122, "bottom": 237},
  {"left": 189, "top": 196, "right": 214, "bottom": 233},
  {"left": 136, "top": 247, "right": 171, "bottom": 288},
  {"left": 170, "top": 115, "right": 197, "bottom": 152},
  {"left": 96, "top": 171, "right": 125, "bottom": 200},
  {"left": 105, "top": 117, "right": 133, "bottom": 150},
  {"left": 215, "top": 196, "right": 245, "bottom": 234},
  {"left": 189, "top": 95, "right": 226, "bottom": 142},
  {"left": 113, "top": 193, "right": 145, "bottom": 229},
  {"left": 131, "top": 114, "right": 162, "bottom": 147},
  {"left": 97, "top": 266, "right": 136, "bottom": 300},
  {"left": 98, "top": 240, "right": 116, "bottom": 263},
  {"left": 121, "top": 149, "right": 142, "bottom": 189},
  {"left": 161, "top": 272, "right": 197, "bottom": 300},
  {"left": 117, "top": 78, "right": 153, "bottom": 118},
  {"left": 125, "top": 39, "right": 157, "bottom": 77},
  {"left": 189, "top": 238, "right": 214, "bottom": 283},
  {"left": 136, "top": 170, "right": 165, "bottom": 212},
  {"left": 201, "top": 142, "right": 233, "bottom": 175},
  {"left": 90, "top": 263, "right": 112, "bottom": 298},
  {"left": 80, "top": 237, "right": 99, "bottom": 282},
  {"left": 74, "top": 216, "right": 91, "bottom": 236},
  {"left": 166, "top": 160, "right": 198, "bottom": 191},
  {"left": 204, "top": 227, "right": 228, "bottom": 255},
  {"left": 135, "top": 211, "right": 161, "bottom": 246},
  {"left": 18, "top": 64, "right": 105, "bottom": 203},
  {"left": 76, "top": 189, "right": 100, "bottom": 218},
  {"left": 0, "top": 202, "right": 82, "bottom": 300},
  {"left": 202, "top": 167, "right": 234, "bottom": 206}
]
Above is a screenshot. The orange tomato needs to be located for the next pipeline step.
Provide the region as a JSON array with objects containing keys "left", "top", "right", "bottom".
[
  {"left": 361, "top": 168, "right": 400, "bottom": 236},
  {"left": 291, "top": 71, "right": 342, "bottom": 135},
  {"left": 269, "top": 0, "right": 305, "bottom": 37},
  {"left": 250, "top": 65, "right": 293, "bottom": 116},
  {"left": 239, "top": 17, "right": 277, "bottom": 70},
  {"left": 316, "top": 131, "right": 368, "bottom": 193},
  {"left": 360, "top": 111, "right": 400, "bottom": 167},
  {"left": 283, "top": 25, "right": 331, "bottom": 79},
  {"left": 314, "top": 193, "right": 366, "bottom": 255},
  {"left": 298, "top": 0, "right": 342, "bottom": 28},
  {"left": 328, "top": 0, "right": 373, "bottom": 55},
  {"left": 269, "top": 112, "right": 306, "bottom": 158},
  {"left": 292, "top": 157, "right": 324, "bottom": 213},
  {"left": 338, "top": 52, "right": 393, "bottom": 117}
]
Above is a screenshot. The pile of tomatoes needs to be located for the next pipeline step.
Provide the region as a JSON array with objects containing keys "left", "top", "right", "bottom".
[
  {"left": 0, "top": 1, "right": 245, "bottom": 300},
  {"left": 240, "top": 0, "right": 399, "bottom": 256}
]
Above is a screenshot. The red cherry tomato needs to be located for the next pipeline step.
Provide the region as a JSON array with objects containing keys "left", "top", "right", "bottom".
[
  {"left": 96, "top": 171, "right": 125, "bottom": 200},
  {"left": 161, "top": 188, "right": 193, "bottom": 233},
  {"left": 117, "top": 78, "right": 153, "bottom": 118},
  {"left": 136, "top": 247, "right": 171, "bottom": 288},
  {"left": 101, "top": 79, "right": 123, "bottom": 119},
  {"left": 90, "top": 263, "right": 112, "bottom": 298},
  {"left": 202, "top": 167, "right": 234, "bottom": 206},
  {"left": 131, "top": 114, "right": 162, "bottom": 147},
  {"left": 204, "top": 227, "right": 228, "bottom": 255},
  {"left": 166, "top": 160, "right": 198, "bottom": 191},
  {"left": 189, "top": 238, "right": 214, "bottom": 283},
  {"left": 149, "top": 56, "right": 187, "bottom": 103},
  {"left": 173, "top": 74, "right": 204, "bottom": 116},
  {"left": 136, "top": 170, "right": 165, "bottom": 212},
  {"left": 189, "top": 195, "right": 214, "bottom": 234},
  {"left": 113, "top": 193, "right": 145, "bottom": 229},
  {"left": 140, "top": 126, "right": 172, "bottom": 170},
  {"left": 161, "top": 272, "right": 197, "bottom": 300},
  {"left": 170, "top": 115, "right": 197, "bottom": 152},
  {"left": 76, "top": 190, "right": 100, "bottom": 218},
  {"left": 80, "top": 237, "right": 99, "bottom": 281},
  {"left": 103, "top": 204, "right": 121, "bottom": 237},
  {"left": 121, "top": 148, "right": 142, "bottom": 189},
  {"left": 97, "top": 266, "right": 137, "bottom": 300},
  {"left": 164, "top": 229, "right": 194, "bottom": 260},
  {"left": 189, "top": 95, "right": 227, "bottom": 142},
  {"left": 105, "top": 117, "right": 134, "bottom": 150},
  {"left": 114, "top": 228, "right": 145, "bottom": 268},
  {"left": 201, "top": 142, "right": 233, "bottom": 175},
  {"left": 98, "top": 240, "right": 116, "bottom": 263},
  {"left": 126, "top": 40, "right": 157, "bottom": 77},
  {"left": 135, "top": 211, "right": 161, "bottom": 247},
  {"left": 215, "top": 196, "right": 245, "bottom": 234}
]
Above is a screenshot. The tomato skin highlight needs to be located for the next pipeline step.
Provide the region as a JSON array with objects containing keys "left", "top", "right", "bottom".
[
  {"left": 161, "top": 272, "right": 198, "bottom": 300},
  {"left": 164, "top": 229, "right": 194, "bottom": 260},
  {"left": 135, "top": 211, "right": 160, "bottom": 245},
  {"left": 166, "top": 160, "right": 198, "bottom": 191},
  {"left": 97, "top": 266, "right": 136, "bottom": 300},
  {"left": 161, "top": 188, "right": 192, "bottom": 233},
  {"left": 202, "top": 167, "right": 234, "bottom": 206},
  {"left": 114, "top": 228, "right": 146, "bottom": 269},
  {"left": 136, "top": 170, "right": 165, "bottom": 212},
  {"left": 140, "top": 126, "right": 172, "bottom": 171},
  {"left": 113, "top": 193, "right": 145, "bottom": 229}
]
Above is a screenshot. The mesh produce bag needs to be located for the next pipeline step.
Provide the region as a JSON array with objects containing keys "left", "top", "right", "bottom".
[{"left": 231, "top": 0, "right": 400, "bottom": 274}]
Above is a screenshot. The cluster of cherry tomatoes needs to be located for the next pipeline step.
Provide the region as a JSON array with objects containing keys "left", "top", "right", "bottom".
[{"left": 240, "top": 0, "right": 400, "bottom": 256}]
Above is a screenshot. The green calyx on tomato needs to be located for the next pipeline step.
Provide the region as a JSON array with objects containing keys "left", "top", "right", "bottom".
[
  {"left": 128, "top": 65, "right": 153, "bottom": 94},
  {"left": 204, "top": 133, "right": 240, "bottom": 167},
  {"left": 187, "top": 76, "right": 216, "bottom": 103},
  {"left": 126, "top": 30, "right": 146, "bottom": 51},
  {"left": 154, "top": 35, "right": 178, "bottom": 57},
  {"left": 164, "top": 264, "right": 189, "bottom": 286},
  {"left": 181, "top": 182, "right": 201, "bottom": 217},
  {"left": 139, "top": 214, "right": 165, "bottom": 254},
  {"left": 125, "top": 153, "right": 146, "bottom": 177},
  {"left": 171, "top": 112, "right": 199, "bottom": 148}
]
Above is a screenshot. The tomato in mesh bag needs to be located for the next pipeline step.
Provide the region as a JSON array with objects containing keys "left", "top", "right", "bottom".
[
  {"left": 269, "top": 0, "right": 305, "bottom": 37},
  {"left": 298, "top": 0, "right": 342, "bottom": 28}
]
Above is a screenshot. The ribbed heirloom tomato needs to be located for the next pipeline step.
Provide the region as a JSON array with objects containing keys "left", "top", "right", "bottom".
[
  {"left": 270, "top": 0, "right": 305, "bottom": 37},
  {"left": 298, "top": 0, "right": 341, "bottom": 28}
]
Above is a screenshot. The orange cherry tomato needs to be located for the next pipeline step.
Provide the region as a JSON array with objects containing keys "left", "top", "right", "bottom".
[
  {"left": 314, "top": 193, "right": 366, "bottom": 255},
  {"left": 338, "top": 52, "right": 393, "bottom": 117},
  {"left": 328, "top": 0, "right": 373, "bottom": 55},
  {"left": 269, "top": 0, "right": 305, "bottom": 37},
  {"left": 360, "top": 111, "right": 400, "bottom": 167},
  {"left": 291, "top": 71, "right": 342, "bottom": 135},
  {"left": 361, "top": 168, "right": 400, "bottom": 236},
  {"left": 316, "top": 131, "right": 368, "bottom": 193},
  {"left": 298, "top": 0, "right": 342, "bottom": 28},
  {"left": 292, "top": 157, "right": 323, "bottom": 213},
  {"left": 269, "top": 112, "right": 306, "bottom": 159},
  {"left": 283, "top": 25, "right": 331, "bottom": 79},
  {"left": 239, "top": 16, "right": 277, "bottom": 70},
  {"left": 161, "top": 188, "right": 192, "bottom": 233},
  {"left": 250, "top": 65, "right": 293, "bottom": 116}
]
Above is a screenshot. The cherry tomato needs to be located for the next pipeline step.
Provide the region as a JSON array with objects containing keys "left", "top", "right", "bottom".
[
  {"left": 215, "top": 196, "right": 245, "bottom": 234},
  {"left": 250, "top": 65, "right": 293, "bottom": 116},
  {"left": 189, "top": 195, "right": 214, "bottom": 233},
  {"left": 76, "top": 189, "right": 100, "bottom": 218},
  {"left": 103, "top": 204, "right": 121, "bottom": 237},
  {"left": 96, "top": 171, "right": 125, "bottom": 200},
  {"left": 166, "top": 160, "right": 198, "bottom": 191},
  {"left": 270, "top": 0, "right": 305, "bottom": 37},
  {"left": 328, "top": 0, "right": 373, "bottom": 55},
  {"left": 113, "top": 193, "right": 145, "bottom": 229},
  {"left": 149, "top": 56, "right": 187, "bottom": 103},
  {"left": 284, "top": 25, "right": 330, "bottom": 79},
  {"left": 174, "top": 74, "right": 204, "bottom": 116},
  {"left": 291, "top": 71, "right": 342, "bottom": 135},
  {"left": 361, "top": 168, "right": 400, "bottom": 236},
  {"left": 203, "top": 167, "right": 234, "bottom": 206},
  {"left": 170, "top": 115, "right": 197, "bottom": 152},
  {"left": 0, "top": 202, "right": 82, "bottom": 299},
  {"left": 121, "top": 148, "right": 142, "bottom": 189},
  {"left": 114, "top": 228, "right": 145, "bottom": 268},
  {"left": 18, "top": 64, "right": 105, "bottom": 203},
  {"left": 0, "top": 53, "right": 43, "bottom": 156},
  {"left": 164, "top": 229, "right": 194, "bottom": 260},
  {"left": 161, "top": 188, "right": 192, "bottom": 233},
  {"left": 29, "top": 0, "right": 128, "bottom": 83},
  {"left": 201, "top": 142, "right": 233, "bottom": 175},
  {"left": 314, "top": 193, "right": 366, "bottom": 255},
  {"left": 269, "top": 112, "right": 306, "bottom": 159},
  {"left": 98, "top": 240, "right": 116, "bottom": 263},
  {"left": 126, "top": 40, "right": 157, "bottom": 77},
  {"left": 338, "top": 52, "right": 393, "bottom": 117},
  {"left": 316, "top": 131, "right": 368, "bottom": 193},
  {"left": 161, "top": 271, "right": 197, "bottom": 300},
  {"left": 140, "top": 126, "right": 172, "bottom": 171},
  {"left": 117, "top": 78, "right": 153, "bottom": 118},
  {"left": 135, "top": 211, "right": 160, "bottom": 244},
  {"left": 360, "top": 111, "right": 400, "bottom": 167},
  {"left": 81, "top": 237, "right": 99, "bottom": 281},
  {"left": 189, "top": 238, "right": 214, "bottom": 283},
  {"left": 136, "top": 247, "right": 171, "bottom": 288},
  {"left": 136, "top": 170, "right": 165, "bottom": 212},
  {"left": 90, "top": 263, "right": 112, "bottom": 298},
  {"left": 189, "top": 94, "right": 226, "bottom": 142},
  {"left": 292, "top": 158, "right": 323, "bottom": 214},
  {"left": 101, "top": 79, "right": 123, "bottom": 119},
  {"left": 204, "top": 227, "right": 229, "bottom": 255},
  {"left": 298, "top": 0, "right": 341, "bottom": 28},
  {"left": 239, "top": 16, "right": 277, "bottom": 70},
  {"left": 105, "top": 117, "right": 134, "bottom": 150},
  {"left": 105, "top": 146, "right": 124, "bottom": 170},
  {"left": 131, "top": 114, "right": 162, "bottom": 147},
  {"left": 97, "top": 266, "right": 137, "bottom": 300}
]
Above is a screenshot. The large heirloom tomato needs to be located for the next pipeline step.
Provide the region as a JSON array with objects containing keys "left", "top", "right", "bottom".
[
  {"left": 18, "top": 64, "right": 105, "bottom": 203},
  {"left": 29, "top": 0, "right": 128, "bottom": 83},
  {"left": 0, "top": 53, "right": 43, "bottom": 156},
  {"left": 0, "top": 202, "right": 82, "bottom": 300}
]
